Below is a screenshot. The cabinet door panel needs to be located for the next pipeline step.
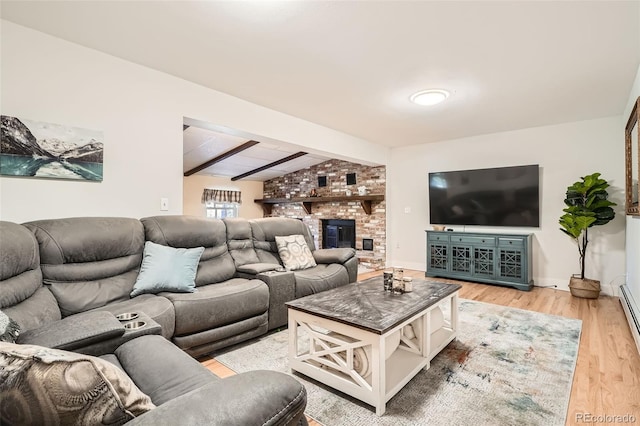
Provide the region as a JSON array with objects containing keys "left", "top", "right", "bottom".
[
  {"left": 428, "top": 244, "right": 449, "bottom": 272},
  {"left": 497, "top": 248, "right": 524, "bottom": 281},
  {"left": 450, "top": 245, "right": 472, "bottom": 273},
  {"left": 473, "top": 247, "right": 495, "bottom": 277}
]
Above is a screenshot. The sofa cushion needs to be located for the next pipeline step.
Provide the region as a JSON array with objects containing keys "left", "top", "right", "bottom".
[
  {"left": 313, "top": 247, "right": 356, "bottom": 264},
  {"left": 275, "top": 235, "right": 317, "bottom": 271},
  {"left": 2, "top": 287, "right": 62, "bottom": 333},
  {"left": 131, "top": 242, "right": 204, "bottom": 297},
  {"left": 172, "top": 314, "right": 268, "bottom": 357},
  {"left": 100, "top": 353, "right": 124, "bottom": 371},
  {"left": 90, "top": 294, "right": 176, "bottom": 339},
  {"left": 0, "top": 342, "right": 155, "bottom": 425},
  {"left": 0, "top": 221, "right": 60, "bottom": 330},
  {"left": 249, "top": 217, "right": 316, "bottom": 264},
  {"left": 161, "top": 278, "right": 269, "bottom": 336},
  {"left": 223, "top": 218, "right": 261, "bottom": 268},
  {"left": 23, "top": 217, "right": 145, "bottom": 317},
  {"left": 114, "top": 335, "right": 218, "bottom": 405},
  {"left": 141, "top": 216, "right": 237, "bottom": 286},
  {"left": 0, "top": 222, "right": 42, "bottom": 308},
  {"left": 293, "top": 264, "right": 351, "bottom": 298},
  {"left": 44, "top": 269, "right": 141, "bottom": 317}
]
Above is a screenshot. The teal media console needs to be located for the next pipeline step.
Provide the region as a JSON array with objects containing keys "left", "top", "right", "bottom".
[{"left": 425, "top": 230, "right": 533, "bottom": 291}]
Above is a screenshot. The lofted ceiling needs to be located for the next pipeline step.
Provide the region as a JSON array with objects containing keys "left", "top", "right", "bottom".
[
  {"left": 1, "top": 1, "right": 639, "bottom": 178},
  {"left": 183, "top": 125, "right": 332, "bottom": 181}
]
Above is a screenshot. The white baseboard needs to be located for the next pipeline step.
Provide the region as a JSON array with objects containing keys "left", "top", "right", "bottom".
[
  {"left": 387, "top": 265, "right": 617, "bottom": 296},
  {"left": 533, "top": 277, "right": 616, "bottom": 296},
  {"left": 620, "top": 285, "right": 640, "bottom": 355}
]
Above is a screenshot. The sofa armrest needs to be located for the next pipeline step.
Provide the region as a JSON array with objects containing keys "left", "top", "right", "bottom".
[
  {"left": 312, "top": 248, "right": 355, "bottom": 264},
  {"left": 128, "top": 370, "right": 307, "bottom": 426},
  {"left": 257, "top": 271, "right": 296, "bottom": 330},
  {"left": 17, "top": 311, "right": 124, "bottom": 351},
  {"left": 75, "top": 312, "right": 163, "bottom": 357},
  {"left": 237, "top": 263, "right": 284, "bottom": 274}
]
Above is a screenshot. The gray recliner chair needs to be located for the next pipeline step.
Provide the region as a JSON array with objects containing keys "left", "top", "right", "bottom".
[
  {"left": 225, "top": 217, "right": 357, "bottom": 330},
  {"left": 23, "top": 217, "right": 176, "bottom": 343}
]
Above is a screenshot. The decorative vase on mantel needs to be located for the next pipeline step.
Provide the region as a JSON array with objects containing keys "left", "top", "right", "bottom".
[{"left": 568, "top": 275, "right": 601, "bottom": 299}]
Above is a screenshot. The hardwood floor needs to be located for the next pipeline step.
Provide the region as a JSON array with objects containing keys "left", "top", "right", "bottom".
[{"left": 199, "top": 270, "right": 640, "bottom": 426}]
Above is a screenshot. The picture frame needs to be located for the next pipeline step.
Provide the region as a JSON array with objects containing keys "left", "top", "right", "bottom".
[{"left": 625, "top": 96, "right": 639, "bottom": 215}]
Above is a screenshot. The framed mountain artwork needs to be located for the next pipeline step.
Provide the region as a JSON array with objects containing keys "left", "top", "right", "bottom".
[{"left": 0, "top": 115, "right": 104, "bottom": 181}]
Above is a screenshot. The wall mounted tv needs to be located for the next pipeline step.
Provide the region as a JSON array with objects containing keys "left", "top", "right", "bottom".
[{"left": 429, "top": 164, "right": 540, "bottom": 227}]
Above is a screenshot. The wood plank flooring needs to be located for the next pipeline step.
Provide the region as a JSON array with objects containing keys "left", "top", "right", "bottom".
[{"left": 199, "top": 270, "right": 640, "bottom": 426}]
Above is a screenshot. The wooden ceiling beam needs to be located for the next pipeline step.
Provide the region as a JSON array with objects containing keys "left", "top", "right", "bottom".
[
  {"left": 231, "top": 151, "right": 307, "bottom": 181},
  {"left": 184, "top": 140, "right": 260, "bottom": 176}
]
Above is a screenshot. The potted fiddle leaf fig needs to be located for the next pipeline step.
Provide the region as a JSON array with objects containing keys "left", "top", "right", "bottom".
[{"left": 559, "top": 172, "right": 616, "bottom": 298}]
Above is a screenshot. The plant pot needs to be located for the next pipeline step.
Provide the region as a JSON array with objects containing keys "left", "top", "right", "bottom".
[{"left": 569, "top": 276, "right": 601, "bottom": 299}]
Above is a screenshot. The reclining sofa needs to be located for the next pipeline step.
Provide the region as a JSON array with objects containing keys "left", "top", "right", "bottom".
[{"left": 0, "top": 215, "right": 357, "bottom": 425}]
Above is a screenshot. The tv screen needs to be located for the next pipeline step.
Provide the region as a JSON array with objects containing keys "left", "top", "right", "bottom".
[{"left": 429, "top": 165, "right": 540, "bottom": 227}]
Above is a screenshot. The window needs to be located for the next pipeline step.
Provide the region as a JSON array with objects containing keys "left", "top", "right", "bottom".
[
  {"left": 205, "top": 202, "right": 238, "bottom": 219},
  {"left": 201, "top": 189, "right": 242, "bottom": 218}
]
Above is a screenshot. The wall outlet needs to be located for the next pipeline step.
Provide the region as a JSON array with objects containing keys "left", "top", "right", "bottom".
[
  {"left": 404, "top": 207, "right": 411, "bottom": 214},
  {"left": 160, "top": 198, "right": 169, "bottom": 211}
]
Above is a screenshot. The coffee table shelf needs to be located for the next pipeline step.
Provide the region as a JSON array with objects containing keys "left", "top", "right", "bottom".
[{"left": 287, "top": 278, "right": 460, "bottom": 416}]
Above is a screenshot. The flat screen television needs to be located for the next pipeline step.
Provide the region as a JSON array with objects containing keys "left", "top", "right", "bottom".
[{"left": 429, "top": 164, "right": 540, "bottom": 227}]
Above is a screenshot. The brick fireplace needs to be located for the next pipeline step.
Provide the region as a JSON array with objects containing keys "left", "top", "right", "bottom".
[{"left": 261, "top": 159, "right": 386, "bottom": 270}]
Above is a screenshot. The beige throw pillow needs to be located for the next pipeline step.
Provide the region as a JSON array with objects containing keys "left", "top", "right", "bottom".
[
  {"left": 0, "top": 342, "right": 155, "bottom": 425},
  {"left": 275, "top": 234, "right": 317, "bottom": 271}
]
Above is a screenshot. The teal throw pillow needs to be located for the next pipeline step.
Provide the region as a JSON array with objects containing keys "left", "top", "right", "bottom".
[{"left": 131, "top": 241, "right": 204, "bottom": 297}]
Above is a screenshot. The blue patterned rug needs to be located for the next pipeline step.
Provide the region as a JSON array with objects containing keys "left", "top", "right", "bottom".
[{"left": 216, "top": 300, "right": 581, "bottom": 426}]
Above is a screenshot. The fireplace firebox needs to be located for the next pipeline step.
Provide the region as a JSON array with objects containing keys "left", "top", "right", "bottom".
[{"left": 322, "top": 219, "right": 355, "bottom": 249}]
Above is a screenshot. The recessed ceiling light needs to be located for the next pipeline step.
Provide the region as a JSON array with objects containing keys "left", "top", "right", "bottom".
[{"left": 410, "top": 89, "right": 450, "bottom": 106}]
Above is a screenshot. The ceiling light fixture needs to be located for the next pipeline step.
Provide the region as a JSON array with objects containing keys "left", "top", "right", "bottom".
[{"left": 410, "top": 89, "right": 450, "bottom": 106}]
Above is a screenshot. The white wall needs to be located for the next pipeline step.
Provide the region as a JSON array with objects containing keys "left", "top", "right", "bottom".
[
  {"left": 0, "top": 21, "right": 388, "bottom": 223},
  {"left": 387, "top": 116, "right": 626, "bottom": 295},
  {"left": 183, "top": 175, "right": 263, "bottom": 219},
  {"left": 624, "top": 63, "right": 640, "bottom": 306}
]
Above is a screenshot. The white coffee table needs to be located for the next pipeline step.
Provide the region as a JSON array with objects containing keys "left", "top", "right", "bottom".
[{"left": 286, "top": 278, "right": 460, "bottom": 416}]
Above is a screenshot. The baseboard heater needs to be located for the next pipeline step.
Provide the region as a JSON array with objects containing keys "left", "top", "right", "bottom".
[{"left": 620, "top": 285, "right": 640, "bottom": 355}]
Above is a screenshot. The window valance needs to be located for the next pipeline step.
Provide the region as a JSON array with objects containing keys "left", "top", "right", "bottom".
[{"left": 201, "top": 189, "right": 242, "bottom": 204}]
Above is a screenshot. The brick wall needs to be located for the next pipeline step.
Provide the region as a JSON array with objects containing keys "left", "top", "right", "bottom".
[{"left": 262, "top": 159, "right": 386, "bottom": 270}]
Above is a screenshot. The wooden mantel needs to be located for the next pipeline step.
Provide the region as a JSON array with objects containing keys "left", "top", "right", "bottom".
[{"left": 254, "top": 194, "right": 385, "bottom": 215}]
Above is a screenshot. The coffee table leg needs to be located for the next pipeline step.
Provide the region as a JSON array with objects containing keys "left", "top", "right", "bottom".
[
  {"left": 288, "top": 310, "right": 297, "bottom": 371},
  {"left": 372, "top": 333, "right": 387, "bottom": 415},
  {"left": 451, "top": 293, "right": 459, "bottom": 338}
]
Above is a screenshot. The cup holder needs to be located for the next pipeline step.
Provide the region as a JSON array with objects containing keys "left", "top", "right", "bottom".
[
  {"left": 116, "top": 312, "right": 138, "bottom": 321},
  {"left": 124, "top": 321, "right": 146, "bottom": 330}
]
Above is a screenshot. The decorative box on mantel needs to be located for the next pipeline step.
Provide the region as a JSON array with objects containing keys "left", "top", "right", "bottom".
[{"left": 254, "top": 194, "right": 385, "bottom": 215}]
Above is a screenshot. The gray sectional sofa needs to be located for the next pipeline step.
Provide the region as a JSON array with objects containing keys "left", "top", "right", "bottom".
[{"left": 0, "top": 215, "right": 357, "bottom": 425}]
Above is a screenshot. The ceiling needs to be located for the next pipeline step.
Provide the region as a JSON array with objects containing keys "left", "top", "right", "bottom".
[
  {"left": 1, "top": 2, "right": 639, "bottom": 156},
  {"left": 183, "top": 125, "right": 332, "bottom": 181}
]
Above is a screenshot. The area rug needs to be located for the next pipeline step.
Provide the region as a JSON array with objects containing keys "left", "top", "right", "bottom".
[{"left": 215, "top": 300, "right": 581, "bottom": 426}]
